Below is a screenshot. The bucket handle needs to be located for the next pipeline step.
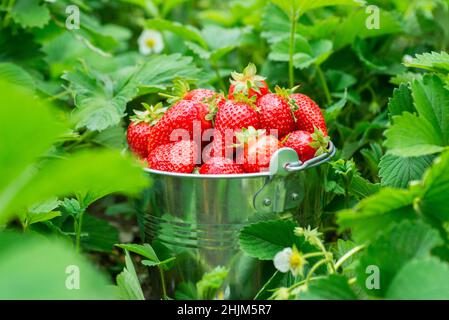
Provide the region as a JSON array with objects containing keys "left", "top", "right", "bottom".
[{"left": 269, "top": 141, "right": 336, "bottom": 176}]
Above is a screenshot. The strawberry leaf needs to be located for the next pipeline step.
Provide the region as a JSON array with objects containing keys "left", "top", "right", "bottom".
[
  {"left": 384, "top": 112, "right": 445, "bottom": 157},
  {"left": 356, "top": 220, "right": 442, "bottom": 298},
  {"left": 379, "top": 154, "right": 434, "bottom": 189}
]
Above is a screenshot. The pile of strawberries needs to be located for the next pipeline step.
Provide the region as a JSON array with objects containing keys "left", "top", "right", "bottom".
[{"left": 127, "top": 63, "right": 330, "bottom": 174}]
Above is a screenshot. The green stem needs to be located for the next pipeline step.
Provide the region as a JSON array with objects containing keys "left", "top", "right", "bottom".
[
  {"left": 305, "top": 259, "right": 331, "bottom": 284},
  {"left": 334, "top": 245, "right": 365, "bottom": 270},
  {"left": 344, "top": 178, "right": 350, "bottom": 209},
  {"left": 158, "top": 267, "right": 168, "bottom": 300},
  {"left": 303, "top": 252, "right": 328, "bottom": 259},
  {"left": 2, "top": 0, "right": 15, "bottom": 28},
  {"left": 75, "top": 210, "right": 84, "bottom": 254},
  {"left": 288, "top": 12, "right": 297, "bottom": 88},
  {"left": 316, "top": 65, "right": 332, "bottom": 105},
  {"left": 212, "top": 62, "right": 227, "bottom": 93}
]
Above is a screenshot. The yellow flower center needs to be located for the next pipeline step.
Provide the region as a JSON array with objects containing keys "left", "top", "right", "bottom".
[
  {"left": 290, "top": 251, "right": 303, "bottom": 269},
  {"left": 146, "top": 38, "right": 156, "bottom": 48}
]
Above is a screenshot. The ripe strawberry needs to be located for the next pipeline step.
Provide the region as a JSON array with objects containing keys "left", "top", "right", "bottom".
[
  {"left": 199, "top": 157, "right": 244, "bottom": 174},
  {"left": 212, "top": 99, "right": 260, "bottom": 157},
  {"left": 236, "top": 127, "right": 281, "bottom": 173},
  {"left": 148, "top": 140, "right": 198, "bottom": 173},
  {"left": 257, "top": 92, "right": 295, "bottom": 138},
  {"left": 228, "top": 63, "right": 269, "bottom": 100},
  {"left": 290, "top": 93, "right": 328, "bottom": 135},
  {"left": 184, "top": 88, "right": 216, "bottom": 102},
  {"left": 127, "top": 103, "right": 166, "bottom": 159},
  {"left": 282, "top": 129, "right": 330, "bottom": 162},
  {"left": 147, "top": 100, "right": 212, "bottom": 154},
  {"left": 161, "top": 79, "right": 225, "bottom": 105}
]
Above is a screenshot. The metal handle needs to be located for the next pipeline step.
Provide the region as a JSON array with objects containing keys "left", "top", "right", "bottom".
[
  {"left": 285, "top": 141, "right": 336, "bottom": 172},
  {"left": 269, "top": 141, "right": 336, "bottom": 176}
]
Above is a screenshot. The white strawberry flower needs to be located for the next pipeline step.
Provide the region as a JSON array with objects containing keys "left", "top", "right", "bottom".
[
  {"left": 138, "top": 29, "right": 164, "bottom": 55},
  {"left": 273, "top": 246, "right": 307, "bottom": 277}
]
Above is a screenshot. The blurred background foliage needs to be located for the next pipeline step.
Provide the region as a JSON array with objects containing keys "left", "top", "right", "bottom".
[{"left": 1, "top": 0, "right": 449, "bottom": 299}]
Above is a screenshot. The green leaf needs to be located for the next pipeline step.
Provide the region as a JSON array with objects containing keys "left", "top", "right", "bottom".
[
  {"left": 239, "top": 219, "right": 313, "bottom": 260},
  {"left": 337, "top": 188, "right": 417, "bottom": 243},
  {"left": 0, "top": 80, "right": 148, "bottom": 223},
  {"left": 333, "top": 9, "right": 402, "bottom": 50},
  {"left": 269, "top": 37, "right": 333, "bottom": 69},
  {"left": 116, "top": 250, "right": 145, "bottom": 300},
  {"left": 64, "top": 54, "right": 200, "bottom": 131},
  {"left": 145, "top": 19, "right": 208, "bottom": 48},
  {"left": 116, "top": 243, "right": 159, "bottom": 262},
  {"left": 419, "top": 151, "right": 449, "bottom": 222},
  {"left": 379, "top": 154, "right": 434, "bottom": 189},
  {"left": 0, "top": 232, "right": 115, "bottom": 299},
  {"left": 324, "top": 91, "right": 348, "bottom": 123},
  {"left": 357, "top": 221, "right": 442, "bottom": 297},
  {"left": 271, "top": 0, "right": 361, "bottom": 18},
  {"left": 200, "top": 25, "right": 244, "bottom": 51},
  {"left": 77, "top": 214, "right": 119, "bottom": 253},
  {"left": 384, "top": 112, "right": 445, "bottom": 157},
  {"left": 411, "top": 75, "right": 449, "bottom": 144},
  {"left": 301, "top": 275, "right": 358, "bottom": 300},
  {"left": 388, "top": 83, "right": 415, "bottom": 117},
  {"left": 28, "top": 211, "right": 61, "bottom": 225},
  {"left": 196, "top": 266, "right": 229, "bottom": 300},
  {"left": 349, "top": 175, "right": 381, "bottom": 199},
  {"left": 11, "top": 0, "right": 51, "bottom": 28},
  {"left": 404, "top": 51, "right": 449, "bottom": 74},
  {"left": 0, "top": 63, "right": 34, "bottom": 90},
  {"left": 386, "top": 258, "right": 449, "bottom": 299}
]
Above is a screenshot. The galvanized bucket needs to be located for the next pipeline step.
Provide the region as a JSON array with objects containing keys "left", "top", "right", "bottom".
[{"left": 138, "top": 143, "right": 336, "bottom": 299}]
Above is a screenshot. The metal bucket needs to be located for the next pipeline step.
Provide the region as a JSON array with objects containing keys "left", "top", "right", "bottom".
[{"left": 138, "top": 143, "right": 336, "bottom": 299}]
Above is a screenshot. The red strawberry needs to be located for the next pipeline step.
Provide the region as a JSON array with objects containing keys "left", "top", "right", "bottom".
[
  {"left": 199, "top": 157, "right": 244, "bottom": 174},
  {"left": 147, "top": 100, "right": 212, "bottom": 154},
  {"left": 148, "top": 140, "right": 198, "bottom": 173},
  {"left": 127, "top": 103, "right": 166, "bottom": 159},
  {"left": 290, "top": 93, "right": 328, "bottom": 135},
  {"left": 282, "top": 129, "right": 330, "bottom": 162},
  {"left": 236, "top": 127, "right": 281, "bottom": 173},
  {"left": 228, "top": 63, "right": 269, "bottom": 100},
  {"left": 161, "top": 79, "right": 225, "bottom": 105},
  {"left": 184, "top": 88, "right": 216, "bottom": 102},
  {"left": 212, "top": 99, "right": 260, "bottom": 157},
  {"left": 257, "top": 92, "right": 295, "bottom": 138}
]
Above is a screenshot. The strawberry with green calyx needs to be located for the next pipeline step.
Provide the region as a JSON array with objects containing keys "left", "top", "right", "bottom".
[
  {"left": 127, "top": 102, "right": 166, "bottom": 159},
  {"left": 236, "top": 126, "right": 281, "bottom": 173},
  {"left": 148, "top": 140, "right": 199, "bottom": 173},
  {"left": 257, "top": 87, "right": 296, "bottom": 138},
  {"left": 228, "top": 63, "right": 269, "bottom": 100},
  {"left": 282, "top": 128, "right": 330, "bottom": 163},
  {"left": 147, "top": 100, "right": 212, "bottom": 154},
  {"left": 199, "top": 157, "right": 244, "bottom": 175},
  {"left": 212, "top": 98, "right": 261, "bottom": 157},
  {"left": 160, "top": 79, "right": 224, "bottom": 105},
  {"left": 290, "top": 93, "right": 328, "bottom": 135}
]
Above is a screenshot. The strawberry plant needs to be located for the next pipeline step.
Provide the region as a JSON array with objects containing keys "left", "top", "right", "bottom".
[{"left": 0, "top": 0, "right": 449, "bottom": 301}]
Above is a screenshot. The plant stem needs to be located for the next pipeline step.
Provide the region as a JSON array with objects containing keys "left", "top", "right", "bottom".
[
  {"left": 2, "top": 0, "right": 15, "bottom": 28},
  {"left": 288, "top": 12, "right": 297, "bottom": 88},
  {"left": 75, "top": 210, "right": 84, "bottom": 254},
  {"left": 316, "top": 65, "right": 332, "bottom": 105},
  {"left": 334, "top": 245, "right": 365, "bottom": 270},
  {"left": 212, "top": 62, "right": 226, "bottom": 93},
  {"left": 305, "top": 259, "right": 331, "bottom": 284},
  {"left": 158, "top": 267, "right": 168, "bottom": 300}
]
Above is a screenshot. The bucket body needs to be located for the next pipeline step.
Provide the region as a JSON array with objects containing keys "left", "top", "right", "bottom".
[{"left": 138, "top": 145, "right": 335, "bottom": 299}]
